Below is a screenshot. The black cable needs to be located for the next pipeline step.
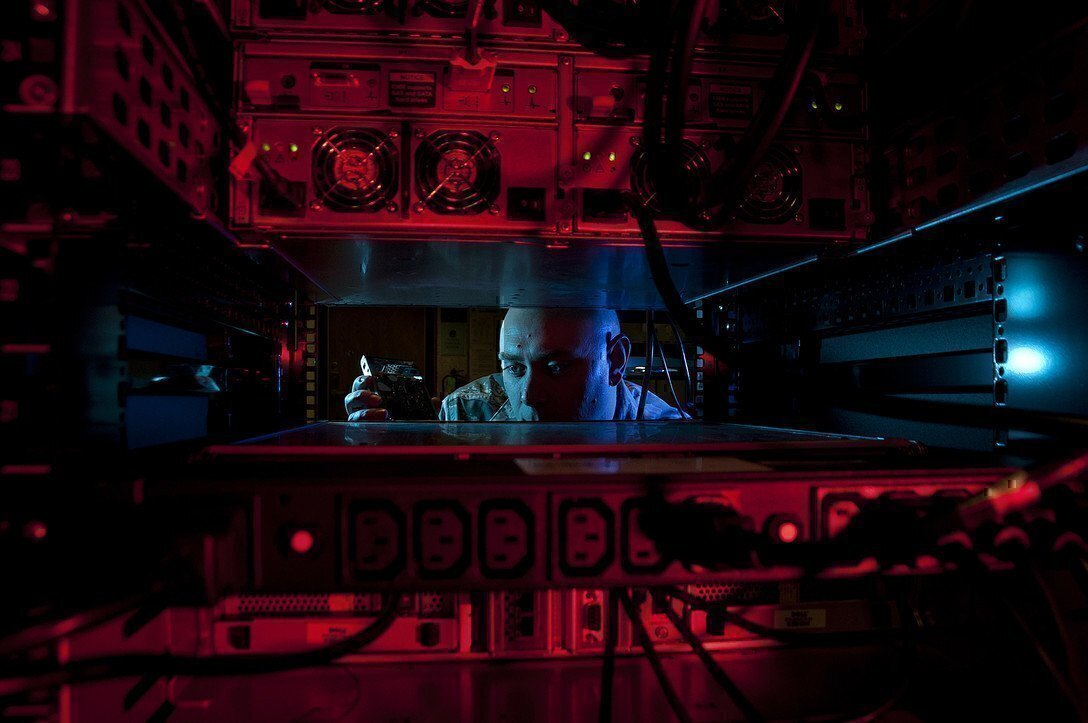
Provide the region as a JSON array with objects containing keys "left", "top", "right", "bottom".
[
  {"left": 618, "top": 590, "right": 693, "bottom": 723},
  {"left": 666, "top": 315, "right": 694, "bottom": 410},
  {"left": 0, "top": 593, "right": 401, "bottom": 696},
  {"left": 598, "top": 589, "right": 619, "bottom": 723},
  {"left": 659, "top": 599, "right": 765, "bottom": 722},
  {"left": 705, "top": 0, "right": 823, "bottom": 226},
  {"left": 664, "top": 587, "right": 905, "bottom": 647},
  {"left": 637, "top": 310, "right": 655, "bottom": 421}
]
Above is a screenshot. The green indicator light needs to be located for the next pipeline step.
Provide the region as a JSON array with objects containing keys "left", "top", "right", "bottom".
[
  {"left": 289, "top": 142, "right": 299, "bottom": 153},
  {"left": 809, "top": 100, "right": 819, "bottom": 111},
  {"left": 501, "top": 83, "right": 511, "bottom": 93},
  {"left": 833, "top": 101, "right": 844, "bottom": 112},
  {"left": 582, "top": 151, "right": 592, "bottom": 161},
  {"left": 608, "top": 151, "right": 616, "bottom": 162},
  {"left": 261, "top": 142, "right": 271, "bottom": 152}
]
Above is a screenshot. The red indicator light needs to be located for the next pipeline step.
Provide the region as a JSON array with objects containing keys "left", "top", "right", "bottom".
[
  {"left": 25, "top": 521, "right": 48, "bottom": 540},
  {"left": 776, "top": 520, "right": 799, "bottom": 543},
  {"left": 289, "top": 529, "right": 315, "bottom": 555}
]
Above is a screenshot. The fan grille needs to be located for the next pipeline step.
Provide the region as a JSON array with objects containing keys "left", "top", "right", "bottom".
[
  {"left": 737, "top": 144, "right": 803, "bottom": 224},
  {"left": 631, "top": 140, "right": 712, "bottom": 217},
  {"left": 415, "top": 130, "right": 501, "bottom": 215},
  {"left": 312, "top": 127, "right": 398, "bottom": 213}
]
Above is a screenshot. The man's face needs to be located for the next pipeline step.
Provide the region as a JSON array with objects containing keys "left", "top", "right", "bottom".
[{"left": 499, "top": 309, "right": 628, "bottom": 421}]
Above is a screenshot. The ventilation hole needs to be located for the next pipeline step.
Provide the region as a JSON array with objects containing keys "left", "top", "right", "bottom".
[
  {"left": 1045, "top": 132, "right": 1077, "bottom": 164},
  {"left": 1006, "top": 152, "right": 1032, "bottom": 180},
  {"left": 117, "top": 1, "right": 132, "bottom": 36},
  {"left": 139, "top": 76, "right": 151, "bottom": 106},
  {"left": 936, "top": 183, "right": 959, "bottom": 209},
  {"left": 211, "top": 131, "right": 220, "bottom": 150},
  {"left": 161, "top": 63, "right": 174, "bottom": 91},
  {"left": 137, "top": 119, "right": 150, "bottom": 147},
  {"left": 178, "top": 122, "right": 190, "bottom": 148},
  {"left": 158, "top": 139, "right": 170, "bottom": 167},
  {"left": 1003, "top": 114, "right": 1029, "bottom": 144},
  {"left": 141, "top": 35, "right": 154, "bottom": 64},
  {"left": 159, "top": 101, "right": 171, "bottom": 128},
  {"left": 179, "top": 87, "right": 190, "bottom": 111},
  {"left": 935, "top": 151, "right": 958, "bottom": 176},
  {"left": 195, "top": 141, "right": 205, "bottom": 158},
  {"left": 904, "top": 136, "right": 925, "bottom": 157},
  {"left": 114, "top": 47, "right": 129, "bottom": 81},
  {"left": 933, "top": 117, "right": 958, "bottom": 145},
  {"left": 1044, "top": 93, "right": 1075, "bottom": 124},
  {"left": 112, "top": 93, "right": 127, "bottom": 124}
]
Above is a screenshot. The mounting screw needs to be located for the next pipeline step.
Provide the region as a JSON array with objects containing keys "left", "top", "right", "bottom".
[
  {"left": 413, "top": 202, "right": 425, "bottom": 214},
  {"left": 794, "top": 213, "right": 804, "bottom": 223},
  {"left": 792, "top": 145, "right": 802, "bottom": 155},
  {"left": 700, "top": 139, "right": 711, "bottom": 148},
  {"left": 555, "top": 30, "right": 569, "bottom": 42},
  {"left": 558, "top": 221, "right": 572, "bottom": 234},
  {"left": 489, "top": 204, "right": 500, "bottom": 215},
  {"left": 414, "top": 128, "right": 426, "bottom": 139},
  {"left": 312, "top": 126, "right": 323, "bottom": 136},
  {"left": 699, "top": 210, "right": 713, "bottom": 223},
  {"left": 654, "top": 626, "right": 669, "bottom": 639},
  {"left": 630, "top": 136, "right": 641, "bottom": 147},
  {"left": 386, "top": 202, "right": 398, "bottom": 213},
  {"left": 559, "top": 167, "right": 574, "bottom": 182},
  {"left": 388, "top": 129, "right": 399, "bottom": 138},
  {"left": 489, "top": 132, "right": 502, "bottom": 143},
  {"left": 310, "top": 201, "right": 322, "bottom": 211}
]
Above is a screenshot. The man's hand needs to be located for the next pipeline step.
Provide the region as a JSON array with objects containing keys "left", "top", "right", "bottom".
[{"left": 344, "top": 375, "right": 391, "bottom": 421}]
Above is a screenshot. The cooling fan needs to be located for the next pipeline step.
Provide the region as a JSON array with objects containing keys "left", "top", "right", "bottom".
[
  {"left": 320, "top": 0, "right": 386, "bottom": 13},
  {"left": 737, "top": 144, "right": 803, "bottom": 224},
  {"left": 630, "top": 139, "right": 713, "bottom": 219},
  {"left": 415, "top": 130, "right": 501, "bottom": 215},
  {"left": 311, "top": 127, "right": 398, "bottom": 213}
]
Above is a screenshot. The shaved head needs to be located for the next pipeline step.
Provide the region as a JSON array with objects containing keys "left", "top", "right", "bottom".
[{"left": 498, "top": 308, "right": 630, "bottom": 421}]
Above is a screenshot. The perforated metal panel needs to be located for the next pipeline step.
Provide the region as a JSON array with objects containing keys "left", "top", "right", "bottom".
[{"left": 65, "top": 0, "right": 220, "bottom": 214}]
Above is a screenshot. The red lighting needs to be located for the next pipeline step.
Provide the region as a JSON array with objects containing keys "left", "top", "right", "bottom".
[
  {"left": 776, "top": 520, "right": 800, "bottom": 543},
  {"left": 25, "top": 520, "right": 48, "bottom": 540},
  {"left": 289, "top": 528, "right": 315, "bottom": 555},
  {"left": 32, "top": 2, "right": 54, "bottom": 19}
]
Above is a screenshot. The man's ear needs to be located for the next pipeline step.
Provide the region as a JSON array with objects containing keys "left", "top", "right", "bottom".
[{"left": 607, "top": 333, "right": 632, "bottom": 386}]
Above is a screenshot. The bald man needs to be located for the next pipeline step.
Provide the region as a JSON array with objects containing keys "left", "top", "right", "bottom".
[{"left": 345, "top": 308, "right": 683, "bottom": 422}]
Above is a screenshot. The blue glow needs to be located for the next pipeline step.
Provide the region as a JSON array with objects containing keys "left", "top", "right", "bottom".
[
  {"left": 1005, "top": 283, "right": 1046, "bottom": 320},
  {"left": 1006, "top": 346, "right": 1048, "bottom": 376},
  {"left": 853, "top": 231, "right": 912, "bottom": 256}
]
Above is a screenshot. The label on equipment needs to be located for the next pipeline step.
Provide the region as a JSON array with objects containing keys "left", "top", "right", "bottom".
[
  {"left": 708, "top": 82, "right": 753, "bottom": 119},
  {"left": 307, "top": 622, "right": 363, "bottom": 645},
  {"left": 773, "top": 608, "right": 827, "bottom": 630},
  {"left": 389, "top": 71, "right": 437, "bottom": 108}
]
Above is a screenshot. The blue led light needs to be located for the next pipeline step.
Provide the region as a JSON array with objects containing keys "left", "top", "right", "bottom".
[{"left": 1006, "top": 346, "right": 1048, "bottom": 376}]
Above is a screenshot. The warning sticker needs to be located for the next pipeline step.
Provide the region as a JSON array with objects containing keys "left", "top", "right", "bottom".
[
  {"left": 389, "top": 71, "right": 437, "bottom": 108},
  {"left": 773, "top": 608, "right": 827, "bottom": 630},
  {"left": 708, "top": 82, "right": 754, "bottom": 119}
]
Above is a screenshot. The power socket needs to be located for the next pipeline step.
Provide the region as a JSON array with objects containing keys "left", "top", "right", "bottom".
[
  {"left": 479, "top": 499, "right": 534, "bottom": 578},
  {"left": 413, "top": 500, "right": 471, "bottom": 579},
  {"left": 348, "top": 500, "right": 406, "bottom": 581},
  {"left": 620, "top": 497, "right": 669, "bottom": 573},
  {"left": 558, "top": 499, "right": 614, "bottom": 577}
]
